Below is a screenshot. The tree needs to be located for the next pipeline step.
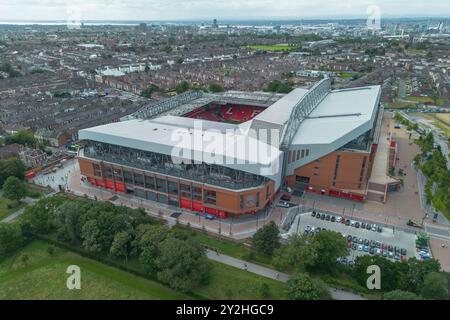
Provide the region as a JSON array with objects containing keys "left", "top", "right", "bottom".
[
  {"left": 110, "top": 230, "right": 134, "bottom": 262},
  {"left": 273, "top": 234, "right": 317, "bottom": 272},
  {"left": 4, "top": 130, "right": 36, "bottom": 148},
  {"left": 403, "top": 258, "right": 441, "bottom": 293},
  {"left": 81, "top": 219, "right": 102, "bottom": 252},
  {"left": 420, "top": 272, "right": 449, "bottom": 300},
  {"left": 141, "top": 84, "right": 160, "bottom": 98},
  {"left": 175, "top": 81, "right": 191, "bottom": 94},
  {"left": 252, "top": 221, "right": 280, "bottom": 256},
  {"left": 353, "top": 256, "right": 400, "bottom": 292},
  {"left": 383, "top": 290, "right": 421, "bottom": 300},
  {"left": 0, "top": 223, "right": 24, "bottom": 258},
  {"left": 155, "top": 236, "right": 211, "bottom": 292},
  {"left": 208, "top": 82, "right": 224, "bottom": 93},
  {"left": 2, "top": 176, "right": 26, "bottom": 202},
  {"left": 0, "top": 158, "right": 26, "bottom": 186},
  {"left": 310, "top": 230, "right": 349, "bottom": 271},
  {"left": 286, "top": 273, "right": 331, "bottom": 300},
  {"left": 54, "top": 201, "right": 87, "bottom": 243}
]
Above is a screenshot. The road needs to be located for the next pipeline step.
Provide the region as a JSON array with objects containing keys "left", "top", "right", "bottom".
[{"left": 206, "top": 249, "right": 367, "bottom": 300}]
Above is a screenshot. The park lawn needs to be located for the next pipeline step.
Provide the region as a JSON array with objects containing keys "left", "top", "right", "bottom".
[
  {"left": 0, "top": 197, "right": 24, "bottom": 221},
  {"left": 0, "top": 241, "right": 190, "bottom": 300},
  {"left": 404, "top": 95, "right": 445, "bottom": 106},
  {"left": 418, "top": 113, "right": 450, "bottom": 138},
  {"left": 197, "top": 261, "right": 287, "bottom": 300},
  {"left": 244, "top": 44, "right": 296, "bottom": 52}
]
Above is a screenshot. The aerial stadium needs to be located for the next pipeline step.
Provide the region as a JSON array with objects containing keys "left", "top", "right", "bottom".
[{"left": 77, "top": 78, "right": 394, "bottom": 218}]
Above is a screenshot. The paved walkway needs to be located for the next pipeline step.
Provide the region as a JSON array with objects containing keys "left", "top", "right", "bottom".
[{"left": 206, "top": 249, "right": 367, "bottom": 300}]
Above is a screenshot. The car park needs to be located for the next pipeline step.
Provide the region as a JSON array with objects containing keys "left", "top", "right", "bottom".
[
  {"left": 388, "top": 245, "right": 393, "bottom": 252},
  {"left": 330, "top": 216, "right": 336, "bottom": 222},
  {"left": 325, "top": 215, "right": 330, "bottom": 221},
  {"left": 316, "top": 213, "right": 321, "bottom": 219},
  {"left": 376, "top": 248, "right": 382, "bottom": 255},
  {"left": 358, "top": 238, "right": 364, "bottom": 244},
  {"left": 366, "top": 224, "right": 371, "bottom": 230},
  {"left": 345, "top": 220, "right": 351, "bottom": 226},
  {"left": 347, "top": 235, "right": 353, "bottom": 242},
  {"left": 352, "top": 243, "right": 357, "bottom": 250},
  {"left": 364, "top": 239, "right": 370, "bottom": 246},
  {"left": 377, "top": 226, "right": 383, "bottom": 233},
  {"left": 320, "top": 214, "right": 326, "bottom": 220},
  {"left": 369, "top": 247, "right": 375, "bottom": 255},
  {"left": 336, "top": 216, "right": 342, "bottom": 223},
  {"left": 305, "top": 225, "right": 311, "bottom": 232},
  {"left": 311, "top": 211, "right": 316, "bottom": 217},
  {"left": 382, "top": 251, "right": 388, "bottom": 257},
  {"left": 361, "top": 222, "right": 366, "bottom": 229},
  {"left": 358, "top": 245, "right": 363, "bottom": 251}
]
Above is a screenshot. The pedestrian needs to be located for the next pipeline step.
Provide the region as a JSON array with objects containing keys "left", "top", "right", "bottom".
[{"left": 276, "top": 273, "right": 279, "bottom": 280}]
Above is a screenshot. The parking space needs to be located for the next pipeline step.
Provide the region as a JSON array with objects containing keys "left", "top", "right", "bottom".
[{"left": 285, "top": 211, "right": 418, "bottom": 263}]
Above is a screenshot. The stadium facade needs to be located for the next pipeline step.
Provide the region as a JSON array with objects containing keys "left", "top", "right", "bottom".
[{"left": 77, "top": 78, "right": 384, "bottom": 218}]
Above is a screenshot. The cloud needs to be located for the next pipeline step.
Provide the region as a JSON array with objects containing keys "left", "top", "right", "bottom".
[{"left": 0, "top": 0, "right": 449, "bottom": 21}]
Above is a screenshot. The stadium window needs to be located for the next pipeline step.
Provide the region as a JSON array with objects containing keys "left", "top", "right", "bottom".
[
  {"left": 180, "top": 184, "right": 191, "bottom": 198},
  {"left": 168, "top": 181, "right": 179, "bottom": 195},
  {"left": 256, "top": 192, "right": 260, "bottom": 207},
  {"left": 135, "top": 188, "right": 145, "bottom": 199},
  {"left": 168, "top": 196, "right": 179, "bottom": 207},
  {"left": 123, "top": 170, "right": 133, "bottom": 184},
  {"left": 145, "top": 175, "right": 155, "bottom": 189},
  {"left": 204, "top": 189, "right": 216, "bottom": 205},
  {"left": 156, "top": 178, "right": 167, "bottom": 193},
  {"left": 192, "top": 186, "right": 202, "bottom": 201},
  {"left": 240, "top": 195, "right": 244, "bottom": 209},
  {"left": 134, "top": 173, "right": 144, "bottom": 187},
  {"left": 301, "top": 149, "right": 305, "bottom": 158},
  {"left": 266, "top": 185, "right": 270, "bottom": 200},
  {"left": 146, "top": 190, "right": 156, "bottom": 201},
  {"left": 246, "top": 195, "right": 255, "bottom": 208},
  {"left": 93, "top": 163, "right": 101, "bottom": 177},
  {"left": 296, "top": 150, "right": 300, "bottom": 161},
  {"left": 104, "top": 166, "right": 113, "bottom": 179},
  {"left": 305, "top": 149, "right": 309, "bottom": 157},
  {"left": 157, "top": 193, "right": 168, "bottom": 204},
  {"left": 113, "top": 168, "right": 123, "bottom": 182}
]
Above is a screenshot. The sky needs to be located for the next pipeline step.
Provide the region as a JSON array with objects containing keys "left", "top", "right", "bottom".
[{"left": 0, "top": 0, "right": 449, "bottom": 21}]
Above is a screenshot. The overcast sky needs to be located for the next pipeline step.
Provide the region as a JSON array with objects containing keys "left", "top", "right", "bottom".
[{"left": 0, "top": 0, "right": 449, "bottom": 21}]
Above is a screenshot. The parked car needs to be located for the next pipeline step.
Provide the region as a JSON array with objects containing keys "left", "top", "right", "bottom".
[
  {"left": 361, "top": 222, "right": 366, "bottom": 229},
  {"left": 371, "top": 224, "right": 377, "bottom": 232},
  {"left": 363, "top": 246, "right": 369, "bottom": 252},
  {"left": 355, "top": 222, "right": 360, "bottom": 228},
  {"left": 311, "top": 211, "right": 317, "bottom": 217},
  {"left": 382, "top": 250, "right": 388, "bottom": 257},
  {"left": 281, "top": 194, "right": 292, "bottom": 201},
  {"left": 278, "top": 201, "right": 290, "bottom": 208},
  {"left": 401, "top": 248, "right": 407, "bottom": 256},
  {"left": 376, "top": 248, "right": 382, "bottom": 255},
  {"left": 366, "top": 224, "right": 371, "bottom": 230},
  {"left": 377, "top": 226, "right": 383, "bottom": 233},
  {"left": 336, "top": 216, "right": 342, "bottom": 223},
  {"left": 352, "top": 243, "right": 357, "bottom": 250},
  {"left": 305, "top": 225, "right": 311, "bottom": 232},
  {"left": 358, "top": 245, "right": 364, "bottom": 251},
  {"left": 369, "top": 247, "right": 375, "bottom": 255},
  {"left": 320, "top": 214, "right": 326, "bottom": 220},
  {"left": 345, "top": 220, "right": 351, "bottom": 226},
  {"left": 331, "top": 216, "right": 336, "bottom": 222},
  {"left": 358, "top": 238, "right": 364, "bottom": 244},
  {"left": 316, "top": 213, "right": 321, "bottom": 219},
  {"left": 352, "top": 236, "right": 358, "bottom": 243},
  {"left": 347, "top": 235, "right": 353, "bottom": 242},
  {"left": 205, "top": 214, "right": 216, "bottom": 220},
  {"left": 388, "top": 245, "right": 394, "bottom": 252},
  {"left": 364, "top": 239, "right": 370, "bottom": 246},
  {"left": 325, "top": 215, "right": 331, "bottom": 221}
]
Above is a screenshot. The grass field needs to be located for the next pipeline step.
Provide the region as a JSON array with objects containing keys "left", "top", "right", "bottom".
[
  {"left": 0, "top": 197, "right": 24, "bottom": 221},
  {"left": 415, "top": 113, "right": 450, "bottom": 137},
  {"left": 0, "top": 241, "right": 189, "bottom": 300},
  {"left": 244, "top": 44, "right": 296, "bottom": 52},
  {"left": 404, "top": 95, "right": 445, "bottom": 106},
  {"left": 0, "top": 240, "right": 288, "bottom": 300}
]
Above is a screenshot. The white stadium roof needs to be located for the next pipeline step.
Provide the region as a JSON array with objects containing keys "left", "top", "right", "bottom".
[{"left": 79, "top": 80, "right": 381, "bottom": 185}]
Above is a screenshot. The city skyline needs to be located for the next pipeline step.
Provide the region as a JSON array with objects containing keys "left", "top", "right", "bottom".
[{"left": 0, "top": 0, "right": 449, "bottom": 22}]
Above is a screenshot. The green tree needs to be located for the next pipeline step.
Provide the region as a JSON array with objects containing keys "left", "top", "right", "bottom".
[
  {"left": 54, "top": 201, "right": 87, "bottom": 243},
  {"left": 141, "top": 84, "right": 160, "bottom": 98},
  {"left": 259, "top": 282, "right": 271, "bottom": 299},
  {"left": 403, "top": 258, "right": 441, "bottom": 293},
  {"left": 353, "top": 256, "right": 399, "bottom": 292},
  {"left": 4, "top": 130, "right": 36, "bottom": 148},
  {"left": 420, "top": 272, "right": 449, "bottom": 300},
  {"left": 155, "top": 236, "right": 211, "bottom": 292},
  {"left": 383, "top": 290, "right": 421, "bottom": 300},
  {"left": 110, "top": 230, "right": 134, "bottom": 262},
  {"left": 253, "top": 221, "right": 280, "bottom": 256},
  {"left": 81, "top": 219, "right": 102, "bottom": 252},
  {"left": 273, "top": 234, "right": 317, "bottom": 272},
  {"left": 2, "top": 176, "right": 26, "bottom": 202},
  {"left": 175, "top": 81, "right": 191, "bottom": 94},
  {"left": 311, "top": 230, "right": 349, "bottom": 271},
  {"left": 0, "top": 223, "right": 24, "bottom": 258},
  {"left": 286, "top": 272, "right": 331, "bottom": 300},
  {"left": 208, "top": 82, "right": 224, "bottom": 93},
  {"left": 0, "top": 158, "right": 26, "bottom": 186}
]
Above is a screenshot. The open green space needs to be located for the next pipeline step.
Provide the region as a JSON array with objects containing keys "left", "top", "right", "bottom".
[
  {"left": 244, "top": 44, "right": 297, "bottom": 52},
  {"left": 0, "top": 241, "right": 189, "bottom": 300},
  {"left": 404, "top": 95, "right": 445, "bottom": 106}
]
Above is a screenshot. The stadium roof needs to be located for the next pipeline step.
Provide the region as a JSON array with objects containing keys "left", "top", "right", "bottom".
[{"left": 292, "top": 86, "right": 381, "bottom": 145}]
